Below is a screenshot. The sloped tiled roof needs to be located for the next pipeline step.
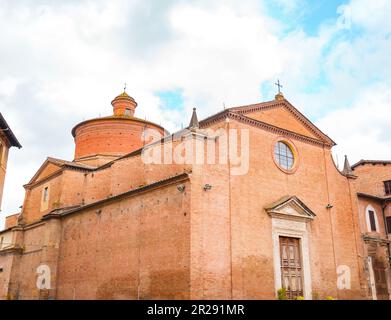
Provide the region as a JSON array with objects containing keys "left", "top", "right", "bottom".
[
  {"left": 26, "top": 157, "right": 97, "bottom": 186},
  {"left": 352, "top": 160, "right": 391, "bottom": 169},
  {"left": 47, "top": 157, "right": 96, "bottom": 170},
  {"left": 0, "top": 113, "right": 21, "bottom": 148}
]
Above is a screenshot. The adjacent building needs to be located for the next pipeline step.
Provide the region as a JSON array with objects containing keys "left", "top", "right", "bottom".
[
  {"left": 0, "top": 113, "right": 21, "bottom": 210},
  {"left": 348, "top": 159, "right": 391, "bottom": 300},
  {"left": 0, "top": 113, "right": 21, "bottom": 298}
]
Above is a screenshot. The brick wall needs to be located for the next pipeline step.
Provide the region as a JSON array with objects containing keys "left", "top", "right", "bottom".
[
  {"left": 73, "top": 118, "right": 165, "bottom": 160},
  {"left": 4, "top": 179, "right": 190, "bottom": 299},
  {"left": 1, "top": 101, "right": 377, "bottom": 300},
  {"left": 353, "top": 164, "right": 391, "bottom": 197}
]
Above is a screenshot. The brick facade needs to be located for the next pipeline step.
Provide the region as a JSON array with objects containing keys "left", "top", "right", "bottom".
[
  {"left": 0, "top": 93, "right": 389, "bottom": 300},
  {"left": 351, "top": 162, "right": 391, "bottom": 300}
]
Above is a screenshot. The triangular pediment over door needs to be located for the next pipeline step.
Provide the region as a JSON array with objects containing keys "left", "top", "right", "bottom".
[{"left": 265, "top": 195, "right": 316, "bottom": 221}]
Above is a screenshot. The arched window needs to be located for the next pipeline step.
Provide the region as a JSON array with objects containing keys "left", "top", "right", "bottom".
[{"left": 365, "top": 205, "right": 379, "bottom": 232}]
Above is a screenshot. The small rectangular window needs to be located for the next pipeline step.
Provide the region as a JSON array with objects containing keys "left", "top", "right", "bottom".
[
  {"left": 368, "top": 210, "right": 377, "bottom": 231},
  {"left": 384, "top": 181, "right": 391, "bottom": 195},
  {"left": 43, "top": 187, "right": 49, "bottom": 202},
  {"left": 386, "top": 217, "right": 391, "bottom": 234}
]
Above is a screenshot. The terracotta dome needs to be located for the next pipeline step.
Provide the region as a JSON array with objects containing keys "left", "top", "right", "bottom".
[
  {"left": 72, "top": 91, "right": 167, "bottom": 163},
  {"left": 110, "top": 91, "right": 138, "bottom": 117}
]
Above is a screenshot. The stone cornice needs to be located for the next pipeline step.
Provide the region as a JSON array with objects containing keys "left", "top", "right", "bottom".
[
  {"left": 235, "top": 100, "right": 335, "bottom": 145},
  {"left": 200, "top": 99, "right": 335, "bottom": 147},
  {"left": 0, "top": 246, "right": 23, "bottom": 256},
  {"left": 352, "top": 160, "right": 391, "bottom": 169},
  {"left": 23, "top": 169, "right": 63, "bottom": 189},
  {"left": 357, "top": 193, "right": 391, "bottom": 202},
  {"left": 362, "top": 234, "right": 391, "bottom": 245},
  {"left": 200, "top": 110, "right": 333, "bottom": 148},
  {"left": 265, "top": 195, "right": 316, "bottom": 222},
  {"left": 26, "top": 156, "right": 96, "bottom": 187}
]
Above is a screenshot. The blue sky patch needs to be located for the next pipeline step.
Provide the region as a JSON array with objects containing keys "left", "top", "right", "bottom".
[
  {"left": 266, "top": 0, "right": 347, "bottom": 36},
  {"left": 156, "top": 89, "right": 185, "bottom": 110}
]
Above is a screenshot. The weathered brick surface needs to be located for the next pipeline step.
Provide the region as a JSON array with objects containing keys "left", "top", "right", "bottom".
[
  {"left": 350, "top": 163, "right": 391, "bottom": 299},
  {"left": 352, "top": 163, "right": 391, "bottom": 242},
  {"left": 353, "top": 164, "right": 391, "bottom": 197},
  {"left": 73, "top": 119, "right": 165, "bottom": 160},
  {"left": 0, "top": 132, "right": 10, "bottom": 210},
  {"left": 0, "top": 98, "right": 386, "bottom": 300},
  {"left": 72, "top": 92, "right": 166, "bottom": 161},
  {"left": 4, "top": 214, "right": 18, "bottom": 229},
  {"left": 3, "top": 181, "right": 190, "bottom": 300},
  {"left": 22, "top": 173, "right": 64, "bottom": 224},
  {"left": 247, "top": 107, "right": 319, "bottom": 139},
  {"left": 0, "top": 251, "right": 14, "bottom": 299}
]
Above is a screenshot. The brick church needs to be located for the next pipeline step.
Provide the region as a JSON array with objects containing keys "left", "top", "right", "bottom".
[{"left": 0, "top": 89, "right": 390, "bottom": 300}]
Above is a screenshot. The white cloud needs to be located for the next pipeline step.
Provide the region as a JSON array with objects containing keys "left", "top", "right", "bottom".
[
  {"left": 316, "top": 84, "right": 391, "bottom": 166},
  {"left": 0, "top": 78, "right": 19, "bottom": 97},
  {"left": 346, "top": 0, "right": 391, "bottom": 34},
  {"left": 280, "top": 0, "right": 307, "bottom": 14},
  {"left": 160, "top": 4, "right": 286, "bottom": 109}
]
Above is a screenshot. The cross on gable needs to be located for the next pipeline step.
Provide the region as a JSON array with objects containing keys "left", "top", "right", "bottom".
[{"left": 275, "top": 79, "right": 283, "bottom": 93}]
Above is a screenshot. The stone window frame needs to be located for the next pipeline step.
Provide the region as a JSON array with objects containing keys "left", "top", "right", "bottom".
[
  {"left": 384, "top": 180, "right": 391, "bottom": 196},
  {"left": 365, "top": 205, "right": 380, "bottom": 233},
  {"left": 40, "top": 184, "right": 50, "bottom": 212},
  {"left": 271, "top": 136, "right": 300, "bottom": 174}
]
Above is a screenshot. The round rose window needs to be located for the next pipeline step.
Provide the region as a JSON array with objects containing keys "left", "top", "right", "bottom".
[{"left": 274, "top": 141, "right": 295, "bottom": 170}]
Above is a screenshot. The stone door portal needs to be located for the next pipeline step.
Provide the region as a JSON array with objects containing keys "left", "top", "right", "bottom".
[
  {"left": 279, "top": 236, "right": 304, "bottom": 299},
  {"left": 372, "top": 257, "right": 389, "bottom": 300}
]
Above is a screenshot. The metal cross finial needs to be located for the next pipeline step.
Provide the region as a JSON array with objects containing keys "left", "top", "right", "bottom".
[
  {"left": 124, "top": 83, "right": 127, "bottom": 92},
  {"left": 275, "top": 79, "right": 283, "bottom": 93}
]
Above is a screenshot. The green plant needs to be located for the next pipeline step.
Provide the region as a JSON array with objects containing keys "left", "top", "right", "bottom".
[
  {"left": 277, "top": 288, "right": 287, "bottom": 300},
  {"left": 296, "top": 296, "right": 305, "bottom": 300}
]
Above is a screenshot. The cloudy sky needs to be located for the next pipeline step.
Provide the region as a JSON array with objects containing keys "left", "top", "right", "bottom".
[{"left": 0, "top": 0, "right": 390, "bottom": 226}]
